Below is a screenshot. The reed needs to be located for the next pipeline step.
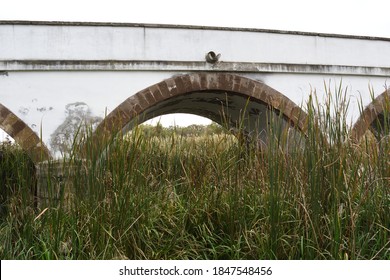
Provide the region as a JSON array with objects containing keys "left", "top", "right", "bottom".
[{"left": 0, "top": 86, "right": 389, "bottom": 259}]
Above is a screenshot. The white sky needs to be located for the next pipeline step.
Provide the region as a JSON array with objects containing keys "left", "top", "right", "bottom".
[
  {"left": 1, "top": 0, "right": 389, "bottom": 37},
  {"left": 1, "top": 0, "right": 390, "bottom": 128}
]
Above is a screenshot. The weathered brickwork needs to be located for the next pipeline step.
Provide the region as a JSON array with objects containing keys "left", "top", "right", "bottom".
[
  {"left": 351, "top": 89, "right": 390, "bottom": 142},
  {"left": 94, "top": 73, "right": 309, "bottom": 141},
  {"left": 2, "top": 74, "right": 388, "bottom": 164},
  {"left": 0, "top": 103, "right": 51, "bottom": 163}
]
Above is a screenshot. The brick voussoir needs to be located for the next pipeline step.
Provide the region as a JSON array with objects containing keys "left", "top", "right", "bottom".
[
  {"left": 115, "top": 101, "right": 136, "bottom": 118},
  {"left": 351, "top": 90, "right": 390, "bottom": 142},
  {"left": 143, "top": 88, "right": 157, "bottom": 105},
  {"left": 13, "top": 126, "right": 35, "bottom": 143},
  {"left": 3, "top": 113, "right": 20, "bottom": 136},
  {"left": 119, "top": 99, "right": 143, "bottom": 118},
  {"left": 351, "top": 122, "right": 366, "bottom": 141},
  {"left": 156, "top": 81, "right": 171, "bottom": 98},
  {"left": 279, "top": 102, "right": 293, "bottom": 119},
  {"left": 239, "top": 79, "right": 256, "bottom": 95},
  {"left": 10, "top": 119, "right": 26, "bottom": 136},
  {"left": 179, "top": 75, "right": 195, "bottom": 93},
  {"left": 103, "top": 114, "right": 121, "bottom": 133},
  {"left": 21, "top": 132, "right": 41, "bottom": 150},
  {"left": 260, "top": 88, "right": 271, "bottom": 103},
  {"left": 132, "top": 93, "right": 150, "bottom": 110},
  {"left": 368, "top": 108, "right": 379, "bottom": 122},
  {"left": 0, "top": 106, "right": 11, "bottom": 122},
  {"left": 189, "top": 73, "right": 202, "bottom": 91},
  {"left": 206, "top": 74, "right": 219, "bottom": 89},
  {"left": 251, "top": 84, "right": 266, "bottom": 101},
  {"left": 95, "top": 125, "right": 112, "bottom": 139},
  {"left": 232, "top": 75, "right": 242, "bottom": 92},
  {"left": 172, "top": 76, "right": 186, "bottom": 94},
  {"left": 132, "top": 104, "right": 143, "bottom": 115},
  {"left": 109, "top": 107, "right": 134, "bottom": 130},
  {"left": 164, "top": 78, "right": 179, "bottom": 96},
  {"left": 267, "top": 95, "right": 278, "bottom": 109},
  {"left": 149, "top": 84, "right": 164, "bottom": 102},
  {"left": 0, "top": 103, "right": 51, "bottom": 162},
  {"left": 108, "top": 101, "right": 142, "bottom": 125},
  {"left": 218, "top": 74, "right": 234, "bottom": 92},
  {"left": 199, "top": 73, "right": 209, "bottom": 90}
]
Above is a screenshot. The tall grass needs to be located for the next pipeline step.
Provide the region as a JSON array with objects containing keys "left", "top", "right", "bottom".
[{"left": 0, "top": 88, "right": 389, "bottom": 260}]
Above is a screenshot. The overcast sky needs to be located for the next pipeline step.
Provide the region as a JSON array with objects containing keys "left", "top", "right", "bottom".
[
  {"left": 1, "top": 0, "right": 390, "bottom": 129},
  {"left": 1, "top": 0, "right": 389, "bottom": 37}
]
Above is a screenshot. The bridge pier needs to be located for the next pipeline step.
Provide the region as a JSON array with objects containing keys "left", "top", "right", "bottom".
[{"left": 35, "top": 160, "right": 80, "bottom": 207}]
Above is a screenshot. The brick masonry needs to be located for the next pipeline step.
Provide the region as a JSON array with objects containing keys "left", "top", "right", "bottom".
[
  {"left": 94, "top": 73, "right": 310, "bottom": 142},
  {"left": 1, "top": 73, "right": 387, "bottom": 163},
  {"left": 0, "top": 103, "right": 51, "bottom": 163},
  {"left": 351, "top": 89, "right": 390, "bottom": 142}
]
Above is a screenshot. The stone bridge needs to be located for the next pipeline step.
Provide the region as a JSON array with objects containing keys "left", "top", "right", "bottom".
[{"left": 0, "top": 21, "right": 389, "bottom": 163}]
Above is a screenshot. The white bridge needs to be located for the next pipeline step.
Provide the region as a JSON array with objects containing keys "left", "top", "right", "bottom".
[{"left": 0, "top": 21, "right": 389, "bottom": 162}]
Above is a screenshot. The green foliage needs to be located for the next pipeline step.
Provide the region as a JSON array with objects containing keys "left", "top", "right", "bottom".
[
  {"left": 0, "top": 89, "right": 389, "bottom": 260},
  {"left": 0, "top": 141, "right": 37, "bottom": 219},
  {"left": 135, "top": 122, "right": 225, "bottom": 138}
]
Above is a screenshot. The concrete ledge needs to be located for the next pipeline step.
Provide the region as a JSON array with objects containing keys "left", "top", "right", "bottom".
[{"left": 2, "top": 60, "right": 390, "bottom": 77}]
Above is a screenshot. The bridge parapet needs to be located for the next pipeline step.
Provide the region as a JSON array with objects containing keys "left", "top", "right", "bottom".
[{"left": 1, "top": 21, "right": 390, "bottom": 67}]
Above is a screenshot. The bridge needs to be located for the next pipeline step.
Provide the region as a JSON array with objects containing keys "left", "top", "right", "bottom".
[{"left": 0, "top": 21, "right": 389, "bottom": 163}]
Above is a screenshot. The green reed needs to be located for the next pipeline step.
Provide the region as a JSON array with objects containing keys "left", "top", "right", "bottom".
[{"left": 0, "top": 86, "right": 389, "bottom": 260}]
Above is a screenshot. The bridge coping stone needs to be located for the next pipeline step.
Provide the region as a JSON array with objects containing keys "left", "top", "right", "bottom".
[{"left": 2, "top": 20, "right": 390, "bottom": 42}]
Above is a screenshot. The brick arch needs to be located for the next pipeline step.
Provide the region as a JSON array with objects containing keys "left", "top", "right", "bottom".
[
  {"left": 94, "top": 73, "right": 308, "bottom": 142},
  {"left": 0, "top": 103, "right": 51, "bottom": 163},
  {"left": 351, "top": 89, "right": 390, "bottom": 142}
]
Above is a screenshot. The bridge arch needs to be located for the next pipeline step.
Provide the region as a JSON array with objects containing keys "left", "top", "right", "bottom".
[
  {"left": 0, "top": 103, "right": 51, "bottom": 163},
  {"left": 94, "top": 73, "right": 308, "bottom": 148},
  {"left": 351, "top": 89, "right": 390, "bottom": 142}
]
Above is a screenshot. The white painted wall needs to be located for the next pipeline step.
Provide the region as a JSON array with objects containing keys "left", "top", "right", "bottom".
[
  {"left": 1, "top": 23, "right": 390, "bottom": 66},
  {"left": 1, "top": 70, "right": 387, "bottom": 145},
  {"left": 0, "top": 22, "right": 389, "bottom": 149}
]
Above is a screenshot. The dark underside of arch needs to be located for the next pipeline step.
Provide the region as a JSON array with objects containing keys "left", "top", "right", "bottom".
[
  {"left": 93, "top": 73, "right": 309, "bottom": 150},
  {"left": 352, "top": 89, "right": 390, "bottom": 142},
  {"left": 369, "top": 112, "right": 389, "bottom": 140}
]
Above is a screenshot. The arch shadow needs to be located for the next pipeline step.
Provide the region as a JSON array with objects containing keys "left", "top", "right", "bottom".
[
  {"left": 92, "top": 73, "right": 309, "bottom": 151},
  {"left": 0, "top": 103, "right": 51, "bottom": 163},
  {"left": 351, "top": 89, "right": 390, "bottom": 142}
]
